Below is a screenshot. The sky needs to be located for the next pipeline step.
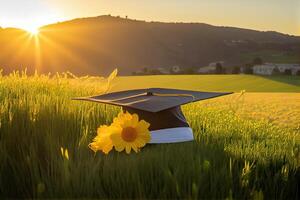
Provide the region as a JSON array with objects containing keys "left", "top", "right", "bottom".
[{"left": 0, "top": 0, "right": 299, "bottom": 35}]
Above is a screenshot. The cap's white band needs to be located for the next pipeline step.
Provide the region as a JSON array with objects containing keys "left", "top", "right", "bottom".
[{"left": 148, "top": 127, "right": 194, "bottom": 144}]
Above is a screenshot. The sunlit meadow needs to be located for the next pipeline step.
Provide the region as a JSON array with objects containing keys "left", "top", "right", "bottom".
[{"left": 0, "top": 70, "right": 299, "bottom": 199}]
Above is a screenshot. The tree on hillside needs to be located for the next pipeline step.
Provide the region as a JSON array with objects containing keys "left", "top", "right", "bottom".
[
  {"left": 183, "top": 67, "right": 196, "bottom": 74},
  {"left": 215, "top": 63, "right": 224, "bottom": 74},
  {"left": 284, "top": 69, "right": 292, "bottom": 75},
  {"left": 244, "top": 63, "right": 253, "bottom": 74},
  {"left": 232, "top": 66, "right": 241, "bottom": 74},
  {"left": 296, "top": 70, "right": 300, "bottom": 76},
  {"left": 272, "top": 67, "right": 281, "bottom": 75},
  {"left": 142, "top": 67, "right": 148, "bottom": 74},
  {"left": 253, "top": 57, "right": 263, "bottom": 65}
]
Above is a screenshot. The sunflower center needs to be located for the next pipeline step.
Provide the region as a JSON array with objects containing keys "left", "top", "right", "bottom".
[{"left": 121, "top": 127, "right": 138, "bottom": 142}]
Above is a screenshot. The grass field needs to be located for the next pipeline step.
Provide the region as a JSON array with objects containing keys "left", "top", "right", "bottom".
[
  {"left": 198, "top": 93, "right": 300, "bottom": 130},
  {"left": 0, "top": 71, "right": 299, "bottom": 199},
  {"left": 114, "top": 75, "right": 300, "bottom": 92}
]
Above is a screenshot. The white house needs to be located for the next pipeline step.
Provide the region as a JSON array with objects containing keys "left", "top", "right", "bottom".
[
  {"left": 156, "top": 67, "right": 169, "bottom": 74},
  {"left": 198, "top": 66, "right": 216, "bottom": 74},
  {"left": 253, "top": 63, "right": 300, "bottom": 75},
  {"left": 252, "top": 64, "right": 275, "bottom": 75}
]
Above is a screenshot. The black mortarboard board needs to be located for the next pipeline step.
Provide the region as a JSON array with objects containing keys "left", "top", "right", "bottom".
[{"left": 73, "top": 88, "right": 232, "bottom": 131}]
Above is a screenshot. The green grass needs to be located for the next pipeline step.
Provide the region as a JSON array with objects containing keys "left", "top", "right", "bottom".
[
  {"left": 0, "top": 72, "right": 299, "bottom": 199},
  {"left": 113, "top": 75, "right": 300, "bottom": 92}
]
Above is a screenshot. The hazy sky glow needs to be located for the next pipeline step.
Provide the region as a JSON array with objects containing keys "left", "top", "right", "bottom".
[{"left": 0, "top": 0, "right": 299, "bottom": 35}]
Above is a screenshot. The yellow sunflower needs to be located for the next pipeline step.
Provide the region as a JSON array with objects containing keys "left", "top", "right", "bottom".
[
  {"left": 110, "top": 112, "right": 151, "bottom": 154},
  {"left": 89, "top": 125, "right": 113, "bottom": 154}
]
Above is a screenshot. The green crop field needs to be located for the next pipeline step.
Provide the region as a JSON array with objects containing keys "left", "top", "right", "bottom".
[
  {"left": 113, "top": 75, "right": 300, "bottom": 92},
  {"left": 0, "top": 71, "right": 299, "bottom": 199}
]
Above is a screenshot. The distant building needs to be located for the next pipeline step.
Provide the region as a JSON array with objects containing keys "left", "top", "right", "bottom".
[
  {"left": 253, "top": 63, "right": 300, "bottom": 75},
  {"left": 156, "top": 67, "right": 169, "bottom": 74},
  {"left": 198, "top": 66, "right": 216, "bottom": 74}
]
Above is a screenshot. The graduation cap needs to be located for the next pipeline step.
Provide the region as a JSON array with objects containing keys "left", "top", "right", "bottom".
[{"left": 74, "top": 88, "right": 232, "bottom": 143}]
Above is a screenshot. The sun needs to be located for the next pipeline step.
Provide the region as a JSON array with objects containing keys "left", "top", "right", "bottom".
[{"left": 24, "top": 26, "right": 40, "bottom": 35}]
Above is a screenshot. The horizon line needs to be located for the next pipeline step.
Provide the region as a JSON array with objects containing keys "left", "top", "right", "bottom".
[{"left": 1, "top": 14, "right": 299, "bottom": 37}]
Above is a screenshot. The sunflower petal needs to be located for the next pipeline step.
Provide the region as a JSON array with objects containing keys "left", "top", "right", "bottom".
[
  {"left": 132, "top": 144, "right": 139, "bottom": 153},
  {"left": 115, "top": 143, "right": 125, "bottom": 152},
  {"left": 88, "top": 142, "right": 99, "bottom": 152},
  {"left": 102, "top": 143, "right": 113, "bottom": 154},
  {"left": 125, "top": 145, "right": 131, "bottom": 154},
  {"left": 136, "top": 120, "right": 150, "bottom": 132},
  {"left": 131, "top": 114, "right": 139, "bottom": 127}
]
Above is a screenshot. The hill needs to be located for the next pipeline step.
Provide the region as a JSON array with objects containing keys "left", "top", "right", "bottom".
[{"left": 0, "top": 15, "right": 300, "bottom": 75}]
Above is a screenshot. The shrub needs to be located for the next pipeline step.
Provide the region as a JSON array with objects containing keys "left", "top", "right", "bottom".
[
  {"left": 284, "top": 69, "right": 292, "bottom": 75},
  {"left": 232, "top": 66, "right": 241, "bottom": 74},
  {"left": 272, "top": 67, "right": 281, "bottom": 75}
]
